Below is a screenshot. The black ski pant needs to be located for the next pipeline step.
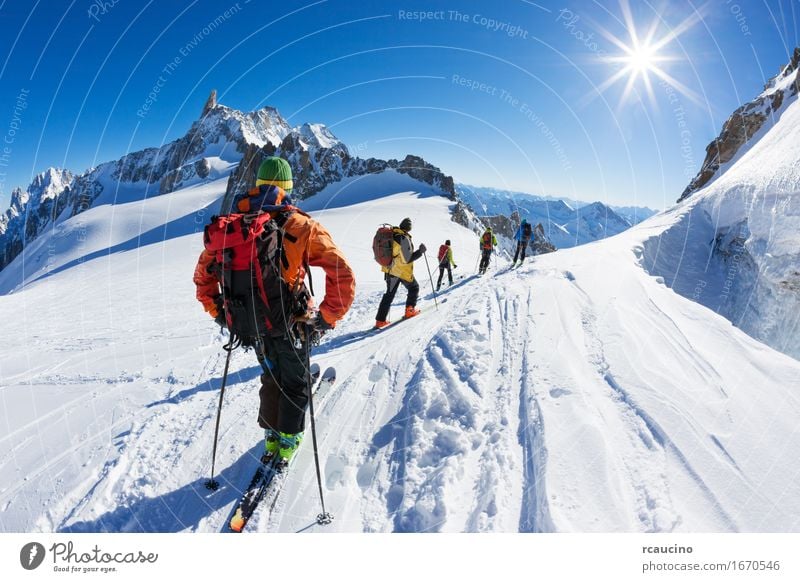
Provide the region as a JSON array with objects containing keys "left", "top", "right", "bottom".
[
  {"left": 513, "top": 240, "right": 530, "bottom": 263},
  {"left": 479, "top": 249, "right": 492, "bottom": 273},
  {"left": 257, "top": 332, "right": 310, "bottom": 435},
  {"left": 376, "top": 274, "right": 419, "bottom": 322},
  {"left": 436, "top": 262, "right": 452, "bottom": 289}
]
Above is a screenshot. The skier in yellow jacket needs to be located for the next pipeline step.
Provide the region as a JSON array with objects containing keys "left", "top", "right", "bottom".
[{"left": 374, "top": 217, "right": 426, "bottom": 328}]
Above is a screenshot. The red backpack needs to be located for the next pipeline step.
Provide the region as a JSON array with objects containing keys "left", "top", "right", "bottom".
[
  {"left": 437, "top": 244, "right": 449, "bottom": 262},
  {"left": 481, "top": 232, "right": 493, "bottom": 250},
  {"left": 372, "top": 224, "right": 395, "bottom": 267},
  {"left": 203, "top": 210, "right": 307, "bottom": 345}
]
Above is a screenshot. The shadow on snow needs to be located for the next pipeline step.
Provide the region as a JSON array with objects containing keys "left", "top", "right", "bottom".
[{"left": 59, "top": 444, "right": 264, "bottom": 533}]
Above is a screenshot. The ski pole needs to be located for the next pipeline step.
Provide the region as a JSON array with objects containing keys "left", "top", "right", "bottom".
[
  {"left": 205, "top": 338, "right": 235, "bottom": 491},
  {"left": 422, "top": 252, "right": 439, "bottom": 309},
  {"left": 305, "top": 330, "right": 333, "bottom": 525}
]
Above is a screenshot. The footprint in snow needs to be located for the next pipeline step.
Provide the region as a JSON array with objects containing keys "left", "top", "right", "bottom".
[
  {"left": 325, "top": 456, "right": 347, "bottom": 490},
  {"left": 368, "top": 363, "right": 386, "bottom": 382},
  {"left": 356, "top": 460, "right": 377, "bottom": 489}
]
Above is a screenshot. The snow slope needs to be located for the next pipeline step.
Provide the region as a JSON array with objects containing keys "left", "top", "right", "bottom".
[
  {"left": 268, "top": 213, "right": 800, "bottom": 533},
  {"left": 1, "top": 168, "right": 798, "bottom": 533},
  {"left": 6, "top": 176, "right": 800, "bottom": 532}
]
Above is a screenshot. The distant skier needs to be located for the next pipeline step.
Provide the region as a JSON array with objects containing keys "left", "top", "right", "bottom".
[
  {"left": 478, "top": 227, "right": 497, "bottom": 275},
  {"left": 374, "top": 217, "right": 426, "bottom": 328},
  {"left": 512, "top": 219, "right": 533, "bottom": 267},
  {"left": 194, "top": 156, "right": 355, "bottom": 464},
  {"left": 436, "top": 240, "right": 457, "bottom": 291}
]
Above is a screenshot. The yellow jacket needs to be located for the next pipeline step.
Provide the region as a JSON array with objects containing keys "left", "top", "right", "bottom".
[{"left": 381, "top": 228, "right": 422, "bottom": 282}]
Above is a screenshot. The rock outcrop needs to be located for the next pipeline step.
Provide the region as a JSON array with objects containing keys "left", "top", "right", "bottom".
[
  {"left": 223, "top": 146, "right": 455, "bottom": 213},
  {"left": 531, "top": 223, "right": 556, "bottom": 255},
  {"left": 679, "top": 47, "right": 800, "bottom": 202}
]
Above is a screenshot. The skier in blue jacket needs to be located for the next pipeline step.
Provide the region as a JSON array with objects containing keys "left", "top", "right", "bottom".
[{"left": 512, "top": 219, "right": 533, "bottom": 266}]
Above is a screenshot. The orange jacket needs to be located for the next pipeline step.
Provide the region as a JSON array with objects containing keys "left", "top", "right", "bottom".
[
  {"left": 194, "top": 209, "right": 355, "bottom": 327},
  {"left": 193, "top": 249, "right": 221, "bottom": 317}
]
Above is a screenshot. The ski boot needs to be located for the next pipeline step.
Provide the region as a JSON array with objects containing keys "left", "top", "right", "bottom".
[
  {"left": 263, "top": 429, "right": 280, "bottom": 464},
  {"left": 404, "top": 306, "right": 421, "bottom": 319},
  {"left": 374, "top": 320, "right": 391, "bottom": 329},
  {"left": 276, "top": 432, "right": 304, "bottom": 471}
]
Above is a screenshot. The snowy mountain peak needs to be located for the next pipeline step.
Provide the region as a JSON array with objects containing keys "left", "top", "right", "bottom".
[
  {"left": 294, "top": 122, "right": 346, "bottom": 152},
  {"left": 0, "top": 168, "right": 72, "bottom": 234},
  {"left": 679, "top": 47, "right": 800, "bottom": 202},
  {"left": 190, "top": 100, "right": 292, "bottom": 153},
  {"left": 30, "top": 168, "right": 73, "bottom": 201},
  {"left": 0, "top": 97, "right": 297, "bottom": 272}
]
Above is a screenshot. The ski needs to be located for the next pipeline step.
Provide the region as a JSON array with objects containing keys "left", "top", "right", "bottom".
[
  {"left": 228, "top": 454, "right": 281, "bottom": 533},
  {"left": 227, "top": 366, "right": 336, "bottom": 533},
  {"left": 371, "top": 308, "right": 428, "bottom": 332},
  {"left": 313, "top": 366, "right": 337, "bottom": 399}
]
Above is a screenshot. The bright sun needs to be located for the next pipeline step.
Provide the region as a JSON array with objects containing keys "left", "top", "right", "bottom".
[
  {"left": 591, "top": 0, "right": 703, "bottom": 107},
  {"left": 625, "top": 44, "right": 658, "bottom": 74}
]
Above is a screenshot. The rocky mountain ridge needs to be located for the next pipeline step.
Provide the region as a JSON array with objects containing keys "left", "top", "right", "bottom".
[
  {"left": 679, "top": 47, "right": 800, "bottom": 202},
  {"left": 0, "top": 93, "right": 455, "bottom": 273}
]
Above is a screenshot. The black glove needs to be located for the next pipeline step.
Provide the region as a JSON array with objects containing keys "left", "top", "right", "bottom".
[
  {"left": 418, "top": 243, "right": 427, "bottom": 254},
  {"left": 453, "top": 264, "right": 458, "bottom": 268},
  {"left": 213, "top": 296, "right": 226, "bottom": 329},
  {"left": 214, "top": 311, "right": 227, "bottom": 329},
  {"left": 307, "top": 312, "right": 333, "bottom": 345}
]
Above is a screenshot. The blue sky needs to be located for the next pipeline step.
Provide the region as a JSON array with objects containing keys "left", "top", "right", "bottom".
[{"left": 0, "top": 0, "right": 798, "bottom": 210}]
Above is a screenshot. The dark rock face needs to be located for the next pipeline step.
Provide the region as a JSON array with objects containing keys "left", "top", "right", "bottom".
[
  {"left": 202, "top": 89, "right": 217, "bottom": 117},
  {"left": 481, "top": 214, "right": 516, "bottom": 240},
  {"left": 393, "top": 155, "right": 456, "bottom": 200},
  {"left": 679, "top": 47, "right": 800, "bottom": 202},
  {"left": 451, "top": 200, "right": 484, "bottom": 233},
  {"left": 531, "top": 223, "right": 556, "bottom": 255},
  {"left": 222, "top": 145, "right": 456, "bottom": 213}
]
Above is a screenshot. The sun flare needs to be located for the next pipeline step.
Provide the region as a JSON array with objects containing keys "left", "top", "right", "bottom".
[
  {"left": 625, "top": 43, "right": 658, "bottom": 74},
  {"left": 591, "top": 0, "right": 703, "bottom": 108}
]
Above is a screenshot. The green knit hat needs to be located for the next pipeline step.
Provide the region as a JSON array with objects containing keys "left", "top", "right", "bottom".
[{"left": 256, "top": 156, "right": 293, "bottom": 191}]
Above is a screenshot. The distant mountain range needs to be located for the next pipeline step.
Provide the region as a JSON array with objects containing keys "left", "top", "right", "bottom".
[{"left": 456, "top": 184, "right": 659, "bottom": 249}]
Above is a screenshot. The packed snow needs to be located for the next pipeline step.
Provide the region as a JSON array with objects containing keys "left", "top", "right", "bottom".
[{"left": 1, "top": 169, "right": 798, "bottom": 533}]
